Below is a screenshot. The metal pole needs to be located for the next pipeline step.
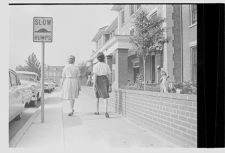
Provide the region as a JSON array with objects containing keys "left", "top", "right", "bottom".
[{"left": 41, "top": 42, "right": 45, "bottom": 123}]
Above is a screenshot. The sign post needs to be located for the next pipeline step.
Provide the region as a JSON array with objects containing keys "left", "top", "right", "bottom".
[{"left": 33, "top": 17, "right": 53, "bottom": 123}]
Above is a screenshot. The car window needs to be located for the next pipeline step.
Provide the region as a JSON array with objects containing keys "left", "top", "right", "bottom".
[
  {"left": 9, "top": 72, "right": 11, "bottom": 87},
  {"left": 17, "top": 73, "right": 37, "bottom": 82},
  {"left": 10, "top": 72, "right": 18, "bottom": 86}
]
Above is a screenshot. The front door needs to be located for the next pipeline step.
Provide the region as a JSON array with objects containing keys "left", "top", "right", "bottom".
[
  {"left": 133, "top": 67, "right": 139, "bottom": 83},
  {"left": 151, "top": 55, "right": 155, "bottom": 83}
]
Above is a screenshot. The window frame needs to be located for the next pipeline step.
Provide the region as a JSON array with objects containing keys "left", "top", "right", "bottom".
[
  {"left": 9, "top": 71, "right": 18, "bottom": 86},
  {"left": 189, "top": 4, "right": 197, "bottom": 27},
  {"left": 121, "top": 9, "right": 125, "bottom": 25},
  {"left": 129, "top": 5, "right": 135, "bottom": 16},
  {"left": 190, "top": 45, "right": 197, "bottom": 82}
]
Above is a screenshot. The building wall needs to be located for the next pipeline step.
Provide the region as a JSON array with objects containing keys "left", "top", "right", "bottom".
[
  {"left": 182, "top": 5, "right": 197, "bottom": 82},
  {"left": 119, "top": 5, "right": 164, "bottom": 35},
  {"left": 172, "top": 5, "right": 182, "bottom": 82},
  {"left": 118, "top": 5, "right": 177, "bottom": 83}
]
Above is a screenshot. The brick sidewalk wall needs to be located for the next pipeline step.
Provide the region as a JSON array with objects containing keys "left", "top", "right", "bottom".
[
  {"left": 82, "top": 86, "right": 197, "bottom": 147},
  {"left": 115, "top": 89, "right": 197, "bottom": 147}
]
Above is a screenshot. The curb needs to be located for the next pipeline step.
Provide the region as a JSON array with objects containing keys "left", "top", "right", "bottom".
[{"left": 9, "top": 107, "right": 41, "bottom": 148}]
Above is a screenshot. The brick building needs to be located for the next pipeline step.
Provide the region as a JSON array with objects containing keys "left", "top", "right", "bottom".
[
  {"left": 90, "top": 4, "right": 197, "bottom": 89},
  {"left": 44, "top": 65, "right": 64, "bottom": 85}
]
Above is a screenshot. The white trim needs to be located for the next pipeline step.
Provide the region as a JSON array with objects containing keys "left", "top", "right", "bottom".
[
  {"left": 188, "top": 22, "right": 197, "bottom": 28},
  {"left": 189, "top": 40, "right": 197, "bottom": 47},
  {"left": 189, "top": 4, "right": 197, "bottom": 27}
]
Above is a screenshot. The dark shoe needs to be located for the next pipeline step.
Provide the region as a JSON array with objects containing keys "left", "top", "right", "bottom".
[
  {"left": 105, "top": 112, "right": 109, "bottom": 118},
  {"left": 94, "top": 112, "right": 99, "bottom": 115},
  {"left": 68, "top": 110, "right": 74, "bottom": 116}
]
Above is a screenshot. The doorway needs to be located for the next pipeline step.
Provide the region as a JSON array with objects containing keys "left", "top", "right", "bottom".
[
  {"left": 133, "top": 67, "right": 139, "bottom": 83},
  {"left": 151, "top": 55, "right": 155, "bottom": 83}
]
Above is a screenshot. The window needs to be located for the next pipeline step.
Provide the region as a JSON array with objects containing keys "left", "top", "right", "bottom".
[
  {"left": 97, "top": 39, "right": 101, "bottom": 49},
  {"left": 129, "top": 5, "right": 135, "bottom": 16},
  {"left": 10, "top": 72, "right": 17, "bottom": 86},
  {"left": 136, "top": 4, "right": 141, "bottom": 10},
  {"left": 104, "top": 34, "right": 110, "bottom": 43},
  {"left": 191, "top": 46, "right": 197, "bottom": 82},
  {"left": 130, "top": 28, "right": 134, "bottom": 36},
  {"left": 121, "top": 10, "right": 125, "bottom": 25},
  {"left": 190, "top": 5, "right": 197, "bottom": 25}
]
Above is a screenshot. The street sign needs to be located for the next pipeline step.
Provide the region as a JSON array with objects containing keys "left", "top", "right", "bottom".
[
  {"left": 33, "top": 17, "right": 53, "bottom": 42},
  {"left": 33, "top": 17, "right": 53, "bottom": 123}
]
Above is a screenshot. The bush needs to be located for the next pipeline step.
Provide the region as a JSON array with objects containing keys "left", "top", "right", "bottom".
[{"left": 173, "top": 81, "right": 197, "bottom": 94}]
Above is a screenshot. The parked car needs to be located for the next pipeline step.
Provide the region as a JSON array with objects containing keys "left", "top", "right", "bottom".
[
  {"left": 9, "top": 69, "right": 32, "bottom": 122},
  {"left": 49, "top": 82, "right": 56, "bottom": 90},
  {"left": 16, "top": 71, "right": 41, "bottom": 107},
  {"left": 44, "top": 80, "right": 56, "bottom": 91},
  {"left": 44, "top": 82, "right": 53, "bottom": 93}
]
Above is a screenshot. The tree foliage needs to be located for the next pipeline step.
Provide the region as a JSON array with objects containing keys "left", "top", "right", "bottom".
[
  {"left": 15, "top": 53, "right": 41, "bottom": 77},
  {"left": 130, "top": 10, "right": 167, "bottom": 57},
  {"left": 78, "top": 61, "right": 90, "bottom": 78},
  {"left": 130, "top": 9, "right": 168, "bottom": 90}
]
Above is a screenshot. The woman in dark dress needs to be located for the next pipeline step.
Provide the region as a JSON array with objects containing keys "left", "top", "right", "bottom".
[{"left": 93, "top": 52, "right": 111, "bottom": 118}]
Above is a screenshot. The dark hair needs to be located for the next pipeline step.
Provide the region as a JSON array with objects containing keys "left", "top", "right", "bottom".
[{"left": 97, "top": 52, "right": 105, "bottom": 62}]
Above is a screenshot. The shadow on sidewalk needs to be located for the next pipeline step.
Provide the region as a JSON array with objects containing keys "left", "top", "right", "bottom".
[
  {"left": 63, "top": 112, "right": 122, "bottom": 124},
  {"left": 45, "top": 97, "right": 62, "bottom": 105},
  {"left": 62, "top": 115, "right": 83, "bottom": 128}
]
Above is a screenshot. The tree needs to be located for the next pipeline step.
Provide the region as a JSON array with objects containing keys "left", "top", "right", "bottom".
[
  {"left": 16, "top": 53, "right": 41, "bottom": 77},
  {"left": 130, "top": 10, "right": 168, "bottom": 90},
  {"left": 78, "top": 61, "right": 89, "bottom": 78},
  {"left": 25, "top": 53, "right": 41, "bottom": 77}
]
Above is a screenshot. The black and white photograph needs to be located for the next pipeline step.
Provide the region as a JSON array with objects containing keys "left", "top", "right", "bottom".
[{"left": 5, "top": 0, "right": 225, "bottom": 151}]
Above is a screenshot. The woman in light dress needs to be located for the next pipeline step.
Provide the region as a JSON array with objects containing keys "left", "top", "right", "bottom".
[
  {"left": 61, "top": 55, "right": 81, "bottom": 116},
  {"left": 93, "top": 52, "right": 111, "bottom": 118},
  {"left": 157, "top": 65, "right": 168, "bottom": 93}
]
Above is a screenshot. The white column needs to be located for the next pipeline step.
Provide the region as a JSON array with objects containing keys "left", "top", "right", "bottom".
[{"left": 162, "top": 5, "right": 168, "bottom": 72}]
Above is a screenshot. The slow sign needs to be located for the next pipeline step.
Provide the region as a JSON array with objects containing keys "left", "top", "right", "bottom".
[{"left": 33, "top": 17, "right": 53, "bottom": 42}]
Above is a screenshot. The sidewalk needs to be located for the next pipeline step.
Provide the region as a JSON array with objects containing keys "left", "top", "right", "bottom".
[{"left": 15, "top": 87, "right": 178, "bottom": 148}]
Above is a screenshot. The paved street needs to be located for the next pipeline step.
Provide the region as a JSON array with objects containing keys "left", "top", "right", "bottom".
[{"left": 14, "top": 86, "right": 178, "bottom": 148}]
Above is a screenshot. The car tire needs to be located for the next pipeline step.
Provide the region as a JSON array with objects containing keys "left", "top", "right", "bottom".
[
  {"left": 14, "top": 113, "right": 21, "bottom": 121},
  {"left": 30, "top": 100, "right": 37, "bottom": 107},
  {"left": 37, "top": 93, "right": 41, "bottom": 101},
  {"left": 25, "top": 102, "right": 30, "bottom": 108}
]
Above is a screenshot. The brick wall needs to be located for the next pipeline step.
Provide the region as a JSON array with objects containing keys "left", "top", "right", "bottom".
[{"left": 113, "top": 89, "right": 197, "bottom": 147}]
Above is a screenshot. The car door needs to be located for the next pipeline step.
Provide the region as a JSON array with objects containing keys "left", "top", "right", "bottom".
[{"left": 9, "top": 71, "right": 24, "bottom": 122}]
